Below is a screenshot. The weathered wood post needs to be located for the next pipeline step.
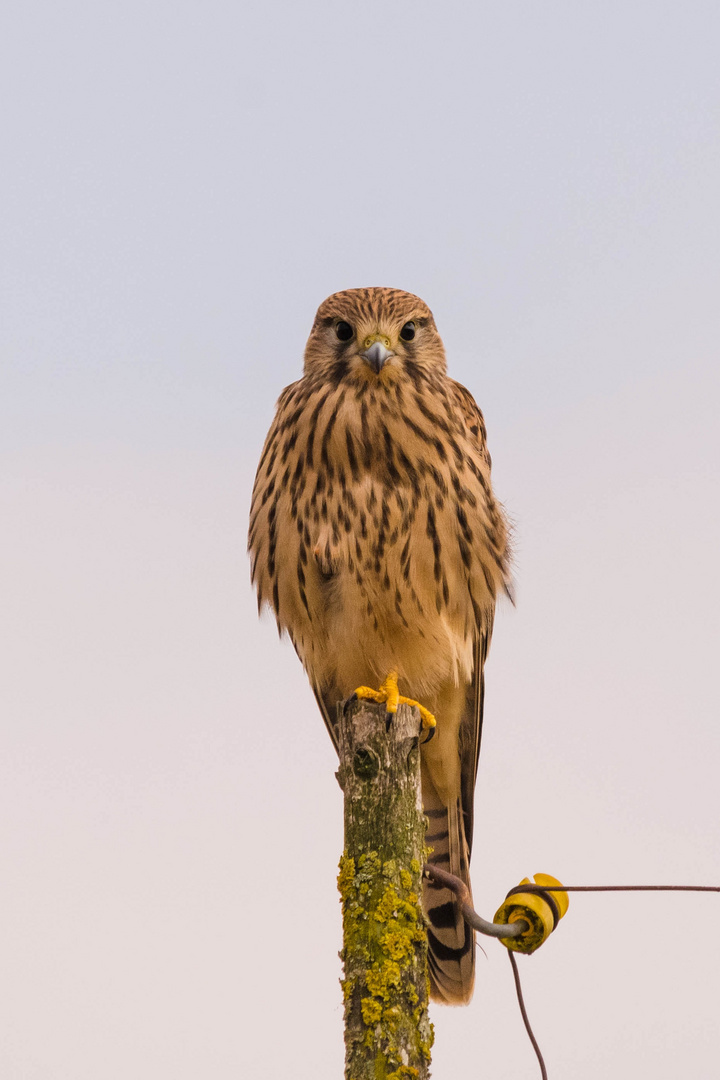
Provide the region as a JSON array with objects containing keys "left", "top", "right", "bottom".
[{"left": 337, "top": 698, "right": 434, "bottom": 1080}]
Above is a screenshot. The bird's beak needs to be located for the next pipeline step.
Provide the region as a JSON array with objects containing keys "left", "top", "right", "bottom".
[{"left": 362, "top": 341, "right": 394, "bottom": 373}]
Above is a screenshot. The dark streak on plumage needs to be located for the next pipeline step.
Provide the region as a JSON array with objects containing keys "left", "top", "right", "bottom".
[
  {"left": 426, "top": 902, "right": 458, "bottom": 929},
  {"left": 345, "top": 430, "right": 360, "bottom": 482},
  {"left": 426, "top": 927, "right": 473, "bottom": 961}
]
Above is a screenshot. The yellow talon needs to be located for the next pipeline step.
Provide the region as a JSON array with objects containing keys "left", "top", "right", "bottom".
[
  {"left": 353, "top": 671, "right": 436, "bottom": 731},
  {"left": 379, "top": 671, "right": 400, "bottom": 713},
  {"left": 399, "top": 697, "right": 436, "bottom": 731}
]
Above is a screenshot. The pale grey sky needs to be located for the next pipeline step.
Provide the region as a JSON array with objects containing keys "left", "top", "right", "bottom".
[{"left": 1, "top": 2, "right": 719, "bottom": 1078}]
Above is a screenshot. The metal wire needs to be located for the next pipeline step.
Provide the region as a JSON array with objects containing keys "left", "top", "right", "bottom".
[
  {"left": 508, "top": 950, "right": 548, "bottom": 1080},
  {"left": 423, "top": 866, "right": 719, "bottom": 1079},
  {"left": 517, "top": 883, "right": 720, "bottom": 893},
  {"left": 423, "top": 863, "right": 529, "bottom": 938}
]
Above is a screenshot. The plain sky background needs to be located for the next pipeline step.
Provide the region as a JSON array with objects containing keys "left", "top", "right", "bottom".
[{"left": 2, "top": 2, "right": 719, "bottom": 1077}]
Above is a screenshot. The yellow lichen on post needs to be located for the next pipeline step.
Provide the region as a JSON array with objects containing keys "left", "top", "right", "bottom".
[{"left": 337, "top": 700, "right": 434, "bottom": 1080}]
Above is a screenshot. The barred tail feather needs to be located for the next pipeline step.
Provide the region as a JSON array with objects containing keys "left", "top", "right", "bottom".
[{"left": 423, "top": 792, "right": 475, "bottom": 1005}]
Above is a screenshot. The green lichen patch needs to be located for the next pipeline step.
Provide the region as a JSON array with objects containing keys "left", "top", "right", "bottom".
[
  {"left": 339, "top": 851, "right": 434, "bottom": 1077},
  {"left": 361, "top": 996, "right": 384, "bottom": 1025}
]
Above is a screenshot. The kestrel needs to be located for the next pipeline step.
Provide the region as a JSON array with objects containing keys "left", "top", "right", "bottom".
[{"left": 248, "top": 288, "right": 510, "bottom": 1005}]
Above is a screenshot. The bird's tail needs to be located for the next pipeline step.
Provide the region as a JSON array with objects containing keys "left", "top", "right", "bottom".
[{"left": 422, "top": 784, "right": 475, "bottom": 1005}]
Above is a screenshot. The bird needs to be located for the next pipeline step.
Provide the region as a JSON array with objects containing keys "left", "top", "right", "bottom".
[{"left": 248, "top": 287, "right": 510, "bottom": 1005}]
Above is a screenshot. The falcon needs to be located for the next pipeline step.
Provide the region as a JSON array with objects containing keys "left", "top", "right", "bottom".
[{"left": 248, "top": 287, "right": 510, "bottom": 1004}]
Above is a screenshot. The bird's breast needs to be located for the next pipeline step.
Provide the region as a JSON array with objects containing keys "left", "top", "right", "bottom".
[{"left": 250, "top": 372, "right": 506, "bottom": 695}]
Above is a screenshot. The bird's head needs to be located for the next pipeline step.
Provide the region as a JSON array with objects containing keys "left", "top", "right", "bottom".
[{"left": 303, "top": 287, "right": 447, "bottom": 384}]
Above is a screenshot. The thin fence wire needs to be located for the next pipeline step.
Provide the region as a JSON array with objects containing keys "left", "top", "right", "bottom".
[{"left": 427, "top": 872, "right": 720, "bottom": 1079}]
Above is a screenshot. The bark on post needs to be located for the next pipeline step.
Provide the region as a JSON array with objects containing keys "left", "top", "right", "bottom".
[{"left": 337, "top": 698, "right": 433, "bottom": 1080}]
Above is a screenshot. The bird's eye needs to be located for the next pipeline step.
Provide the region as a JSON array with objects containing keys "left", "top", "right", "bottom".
[
  {"left": 335, "top": 321, "right": 353, "bottom": 342},
  {"left": 400, "top": 321, "right": 416, "bottom": 341}
]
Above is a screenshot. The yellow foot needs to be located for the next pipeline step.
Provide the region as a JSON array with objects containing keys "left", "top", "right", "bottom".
[{"left": 352, "top": 670, "right": 437, "bottom": 739}]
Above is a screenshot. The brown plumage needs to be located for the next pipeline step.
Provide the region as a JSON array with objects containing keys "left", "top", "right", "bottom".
[{"left": 248, "top": 287, "right": 510, "bottom": 1004}]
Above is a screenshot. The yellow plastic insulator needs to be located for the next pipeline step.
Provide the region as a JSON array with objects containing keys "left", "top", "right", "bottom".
[{"left": 493, "top": 874, "right": 569, "bottom": 954}]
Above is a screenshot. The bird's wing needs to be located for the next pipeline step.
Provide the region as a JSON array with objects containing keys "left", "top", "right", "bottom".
[
  {"left": 311, "top": 680, "right": 342, "bottom": 754},
  {"left": 446, "top": 377, "right": 508, "bottom": 858},
  {"left": 459, "top": 616, "right": 493, "bottom": 857}
]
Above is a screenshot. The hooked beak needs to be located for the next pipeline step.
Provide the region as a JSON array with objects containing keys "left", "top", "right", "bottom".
[{"left": 362, "top": 341, "right": 394, "bottom": 373}]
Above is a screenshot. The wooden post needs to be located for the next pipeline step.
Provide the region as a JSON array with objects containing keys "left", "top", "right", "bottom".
[{"left": 337, "top": 698, "right": 433, "bottom": 1080}]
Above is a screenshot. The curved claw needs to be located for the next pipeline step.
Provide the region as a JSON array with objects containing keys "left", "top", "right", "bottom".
[
  {"left": 420, "top": 722, "right": 436, "bottom": 744},
  {"left": 343, "top": 693, "right": 359, "bottom": 716}
]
